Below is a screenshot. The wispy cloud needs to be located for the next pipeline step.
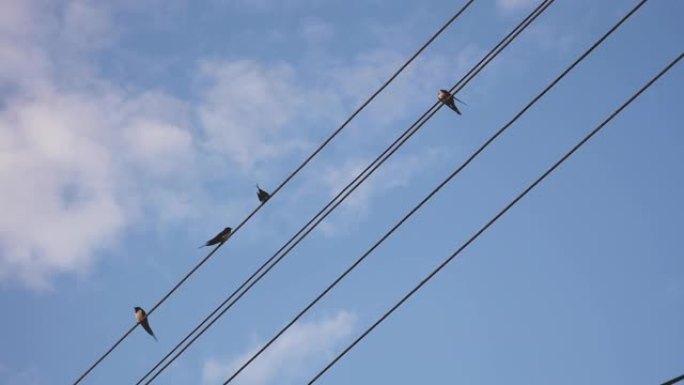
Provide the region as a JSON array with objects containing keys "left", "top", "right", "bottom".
[
  {"left": 0, "top": 82, "right": 202, "bottom": 288},
  {"left": 196, "top": 59, "right": 314, "bottom": 172},
  {"left": 525, "top": 20, "right": 577, "bottom": 58},
  {"left": 0, "top": 0, "right": 464, "bottom": 290},
  {"left": 0, "top": 363, "right": 41, "bottom": 385},
  {"left": 299, "top": 18, "right": 334, "bottom": 45},
  {"left": 201, "top": 310, "right": 356, "bottom": 385},
  {"left": 314, "top": 147, "right": 449, "bottom": 236},
  {"left": 0, "top": 0, "right": 202, "bottom": 288},
  {"left": 497, "top": 0, "right": 539, "bottom": 13}
]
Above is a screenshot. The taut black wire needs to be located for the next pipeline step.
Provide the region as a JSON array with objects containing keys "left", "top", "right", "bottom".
[
  {"left": 308, "top": 49, "right": 682, "bottom": 385},
  {"left": 220, "top": 1, "right": 650, "bottom": 384},
  {"left": 70, "top": 2, "right": 476, "bottom": 384},
  {"left": 662, "top": 373, "right": 684, "bottom": 385},
  {"left": 140, "top": 1, "right": 555, "bottom": 383}
]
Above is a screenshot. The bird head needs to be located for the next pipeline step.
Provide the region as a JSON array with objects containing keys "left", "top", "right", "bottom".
[{"left": 134, "top": 307, "right": 142, "bottom": 312}]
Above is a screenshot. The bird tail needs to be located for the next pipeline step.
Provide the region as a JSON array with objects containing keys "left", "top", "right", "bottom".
[{"left": 447, "top": 103, "right": 462, "bottom": 115}]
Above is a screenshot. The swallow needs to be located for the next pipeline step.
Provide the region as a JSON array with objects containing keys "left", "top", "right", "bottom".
[
  {"left": 134, "top": 307, "right": 157, "bottom": 341},
  {"left": 437, "top": 89, "right": 465, "bottom": 115},
  {"left": 200, "top": 227, "right": 232, "bottom": 248},
  {"left": 256, "top": 184, "right": 271, "bottom": 203}
]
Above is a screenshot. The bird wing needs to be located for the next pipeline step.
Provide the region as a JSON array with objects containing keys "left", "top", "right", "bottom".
[{"left": 205, "top": 231, "right": 224, "bottom": 245}]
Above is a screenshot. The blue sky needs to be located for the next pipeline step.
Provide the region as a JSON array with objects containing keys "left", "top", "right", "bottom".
[{"left": 0, "top": 0, "right": 682, "bottom": 384}]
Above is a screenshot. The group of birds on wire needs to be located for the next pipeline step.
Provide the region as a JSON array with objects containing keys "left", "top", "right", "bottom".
[
  {"left": 133, "top": 184, "right": 271, "bottom": 340},
  {"left": 70, "top": 1, "right": 684, "bottom": 384},
  {"left": 130, "top": 90, "right": 465, "bottom": 341}
]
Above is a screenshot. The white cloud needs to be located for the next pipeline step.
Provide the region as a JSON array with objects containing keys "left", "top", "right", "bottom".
[
  {"left": 202, "top": 310, "right": 356, "bottom": 385},
  {"left": 0, "top": 0, "right": 328, "bottom": 288},
  {"left": 0, "top": 84, "right": 201, "bottom": 288},
  {"left": 0, "top": 0, "right": 52, "bottom": 92},
  {"left": 299, "top": 18, "right": 334, "bottom": 45},
  {"left": 0, "top": 1, "right": 219, "bottom": 288},
  {"left": 0, "top": 0, "right": 464, "bottom": 289},
  {"left": 0, "top": 1, "right": 208, "bottom": 288},
  {"left": 196, "top": 60, "right": 313, "bottom": 172},
  {"left": 58, "top": 0, "right": 115, "bottom": 51},
  {"left": 123, "top": 119, "right": 194, "bottom": 175}
]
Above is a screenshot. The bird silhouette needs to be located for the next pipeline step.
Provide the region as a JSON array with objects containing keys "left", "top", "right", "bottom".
[
  {"left": 200, "top": 227, "right": 232, "bottom": 248},
  {"left": 134, "top": 307, "right": 157, "bottom": 341},
  {"left": 256, "top": 184, "right": 271, "bottom": 203},
  {"left": 437, "top": 89, "right": 465, "bottom": 115}
]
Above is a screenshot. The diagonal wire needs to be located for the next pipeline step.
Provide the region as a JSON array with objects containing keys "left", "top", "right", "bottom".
[
  {"left": 140, "top": 1, "right": 555, "bottom": 383},
  {"left": 219, "top": 1, "right": 649, "bottom": 384},
  {"left": 663, "top": 373, "right": 684, "bottom": 385},
  {"left": 70, "top": 1, "right": 475, "bottom": 383},
  {"left": 308, "top": 49, "right": 682, "bottom": 385}
]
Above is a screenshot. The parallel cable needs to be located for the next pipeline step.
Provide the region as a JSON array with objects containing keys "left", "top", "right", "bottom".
[
  {"left": 140, "top": 1, "right": 555, "bottom": 383},
  {"left": 219, "top": 1, "right": 649, "bottom": 384},
  {"left": 70, "top": 2, "right": 475, "bottom": 384},
  {"left": 663, "top": 373, "right": 684, "bottom": 385},
  {"left": 307, "top": 50, "right": 683, "bottom": 385}
]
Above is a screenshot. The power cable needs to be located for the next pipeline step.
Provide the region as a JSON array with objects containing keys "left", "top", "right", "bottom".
[
  {"left": 663, "top": 373, "right": 684, "bottom": 385},
  {"left": 139, "top": 1, "right": 555, "bottom": 383},
  {"left": 70, "top": 1, "right": 475, "bottom": 383},
  {"left": 218, "top": 1, "right": 649, "bottom": 383},
  {"left": 307, "top": 49, "right": 683, "bottom": 385}
]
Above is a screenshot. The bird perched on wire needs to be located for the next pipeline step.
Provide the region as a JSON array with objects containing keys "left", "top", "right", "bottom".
[
  {"left": 200, "top": 227, "right": 232, "bottom": 248},
  {"left": 437, "top": 89, "right": 466, "bottom": 115},
  {"left": 256, "top": 184, "right": 271, "bottom": 203},
  {"left": 134, "top": 307, "right": 157, "bottom": 341}
]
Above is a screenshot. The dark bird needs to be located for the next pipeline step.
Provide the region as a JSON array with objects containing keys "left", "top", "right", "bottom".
[
  {"left": 256, "top": 184, "right": 271, "bottom": 203},
  {"left": 437, "top": 89, "right": 465, "bottom": 115},
  {"left": 200, "top": 227, "right": 232, "bottom": 248},
  {"left": 134, "top": 307, "right": 157, "bottom": 341}
]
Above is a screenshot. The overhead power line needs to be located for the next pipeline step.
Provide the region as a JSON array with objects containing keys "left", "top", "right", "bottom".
[
  {"left": 307, "top": 50, "right": 683, "bottom": 385},
  {"left": 215, "top": 1, "right": 649, "bottom": 384},
  {"left": 140, "top": 1, "right": 555, "bottom": 383},
  {"left": 70, "top": 1, "right": 475, "bottom": 384},
  {"left": 663, "top": 373, "right": 684, "bottom": 385}
]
